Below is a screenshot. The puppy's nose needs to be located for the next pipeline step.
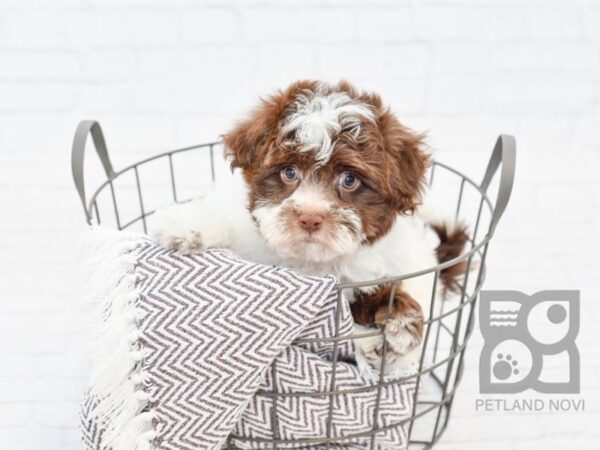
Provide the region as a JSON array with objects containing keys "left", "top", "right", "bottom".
[{"left": 298, "top": 212, "right": 324, "bottom": 233}]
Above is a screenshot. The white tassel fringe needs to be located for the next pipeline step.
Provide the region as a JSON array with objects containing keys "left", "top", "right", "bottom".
[{"left": 83, "top": 226, "right": 156, "bottom": 450}]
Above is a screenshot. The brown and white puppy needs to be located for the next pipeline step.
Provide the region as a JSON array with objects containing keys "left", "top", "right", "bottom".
[{"left": 151, "top": 80, "right": 467, "bottom": 373}]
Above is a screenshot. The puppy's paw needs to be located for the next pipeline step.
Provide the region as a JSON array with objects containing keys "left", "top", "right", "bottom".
[
  {"left": 353, "top": 324, "right": 417, "bottom": 375},
  {"left": 366, "top": 287, "right": 424, "bottom": 359},
  {"left": 150, "top": 208, "right": 204, "bottom": 255},
  {"left": 377, "top": 309, "right": 424, "bottom": 357},
  {"left": 353, "top": 323, "right": 389, "bottom": 367},
  {"left": 153, "top": 228, "right": 204, "bottom": 255},
  {"left": 149, "top": 203, "right": 231, "bottom": 255},
  {"left": 351, "top": 283, "right": 425, "bottom": 374}
]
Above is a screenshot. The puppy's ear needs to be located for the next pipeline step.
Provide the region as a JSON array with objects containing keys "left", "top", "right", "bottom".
[
  {"left": 223, "top": 80, "right": 320, "bottom": 173},
  {"left": 223, "top": 98, "right": 285, "bottom": 173},
  {"left": 378, "top": 109, "right": 430, "bottom": 213}
]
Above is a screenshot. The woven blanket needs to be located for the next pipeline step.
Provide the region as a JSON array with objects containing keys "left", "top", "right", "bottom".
[{"left": 80, "top": 229, "right": 414, "bottom": 450}]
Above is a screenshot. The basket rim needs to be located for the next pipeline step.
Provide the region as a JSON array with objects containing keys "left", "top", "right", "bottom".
[{"left": 84, "top": 141, "right": 495, "bottom": 290}]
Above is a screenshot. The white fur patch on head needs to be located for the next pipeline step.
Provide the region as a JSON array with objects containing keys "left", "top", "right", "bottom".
[{"left": 282, "top": 83, "right": 376, "bottom": 164}]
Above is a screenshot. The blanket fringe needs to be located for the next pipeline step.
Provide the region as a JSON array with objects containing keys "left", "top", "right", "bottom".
[{"left": 84, "top": 226, "right": 156, "bottom": 450}]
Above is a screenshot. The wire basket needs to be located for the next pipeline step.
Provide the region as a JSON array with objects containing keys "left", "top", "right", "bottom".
[{"left": 72, "top": 120, "right": 515, "bottom": 449}]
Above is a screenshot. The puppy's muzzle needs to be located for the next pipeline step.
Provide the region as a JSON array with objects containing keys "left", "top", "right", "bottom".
[{"left": 298, "top": 212, "right": 324, "bottom": 233}]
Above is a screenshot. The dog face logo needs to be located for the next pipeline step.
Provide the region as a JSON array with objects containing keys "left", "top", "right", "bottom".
[{"left": 479, "top": 290, "right": 580, "bottom": 394}]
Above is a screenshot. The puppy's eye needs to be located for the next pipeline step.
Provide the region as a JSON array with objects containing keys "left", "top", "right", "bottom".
[
  {"left": 339, "top": 171, "right": 360, "bottom": 191},
  {"left": 281, "top": 166, "right": 299, "bottom": 183}
]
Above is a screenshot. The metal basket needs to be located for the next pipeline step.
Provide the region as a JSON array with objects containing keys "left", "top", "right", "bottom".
[{"left": 72, "top": 120, "right": 515, "bottom": 449}]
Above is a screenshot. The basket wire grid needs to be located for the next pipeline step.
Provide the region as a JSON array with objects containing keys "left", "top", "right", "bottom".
[{"left": 72, "top": 120, "right": 515, "bottom": 449}]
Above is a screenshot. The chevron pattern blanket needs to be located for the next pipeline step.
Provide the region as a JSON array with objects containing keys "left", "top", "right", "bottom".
[{"left": 80, "top": 229, "right": 414, "bottom": 450}]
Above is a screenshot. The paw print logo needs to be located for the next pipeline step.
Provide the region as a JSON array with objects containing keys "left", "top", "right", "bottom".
[
  {"left": 493, "top": 354, "right": 519, "bottom": 380},
  {"left": 479, "top": 290, "right": 580, "bottom": 394}
]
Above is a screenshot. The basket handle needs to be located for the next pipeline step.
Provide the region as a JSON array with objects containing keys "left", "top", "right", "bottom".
[
  {"left": 480, "top": 134, "right": 516, "bottom": 237},
  {"left": 71, "top": 120, "right": 115, "bottom": 224}
]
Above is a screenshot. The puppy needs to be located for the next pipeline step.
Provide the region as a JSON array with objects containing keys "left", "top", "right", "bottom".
[{"left": 151, "top": 80, "right": 467, "bottom": 373}]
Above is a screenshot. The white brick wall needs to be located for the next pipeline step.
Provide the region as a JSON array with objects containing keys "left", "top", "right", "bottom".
[{"left": 0, "top": 0, "right": 599, "bottom": 448}]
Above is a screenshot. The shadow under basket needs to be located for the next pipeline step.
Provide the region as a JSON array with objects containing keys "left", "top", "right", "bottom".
[{"left": 72, "top": 120, "right": 515, "bottom": 449}]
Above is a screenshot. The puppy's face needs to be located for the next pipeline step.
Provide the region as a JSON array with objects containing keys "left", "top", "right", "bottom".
[{"left": 224, "top": 80, "right": 429, "bottom": 263}]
